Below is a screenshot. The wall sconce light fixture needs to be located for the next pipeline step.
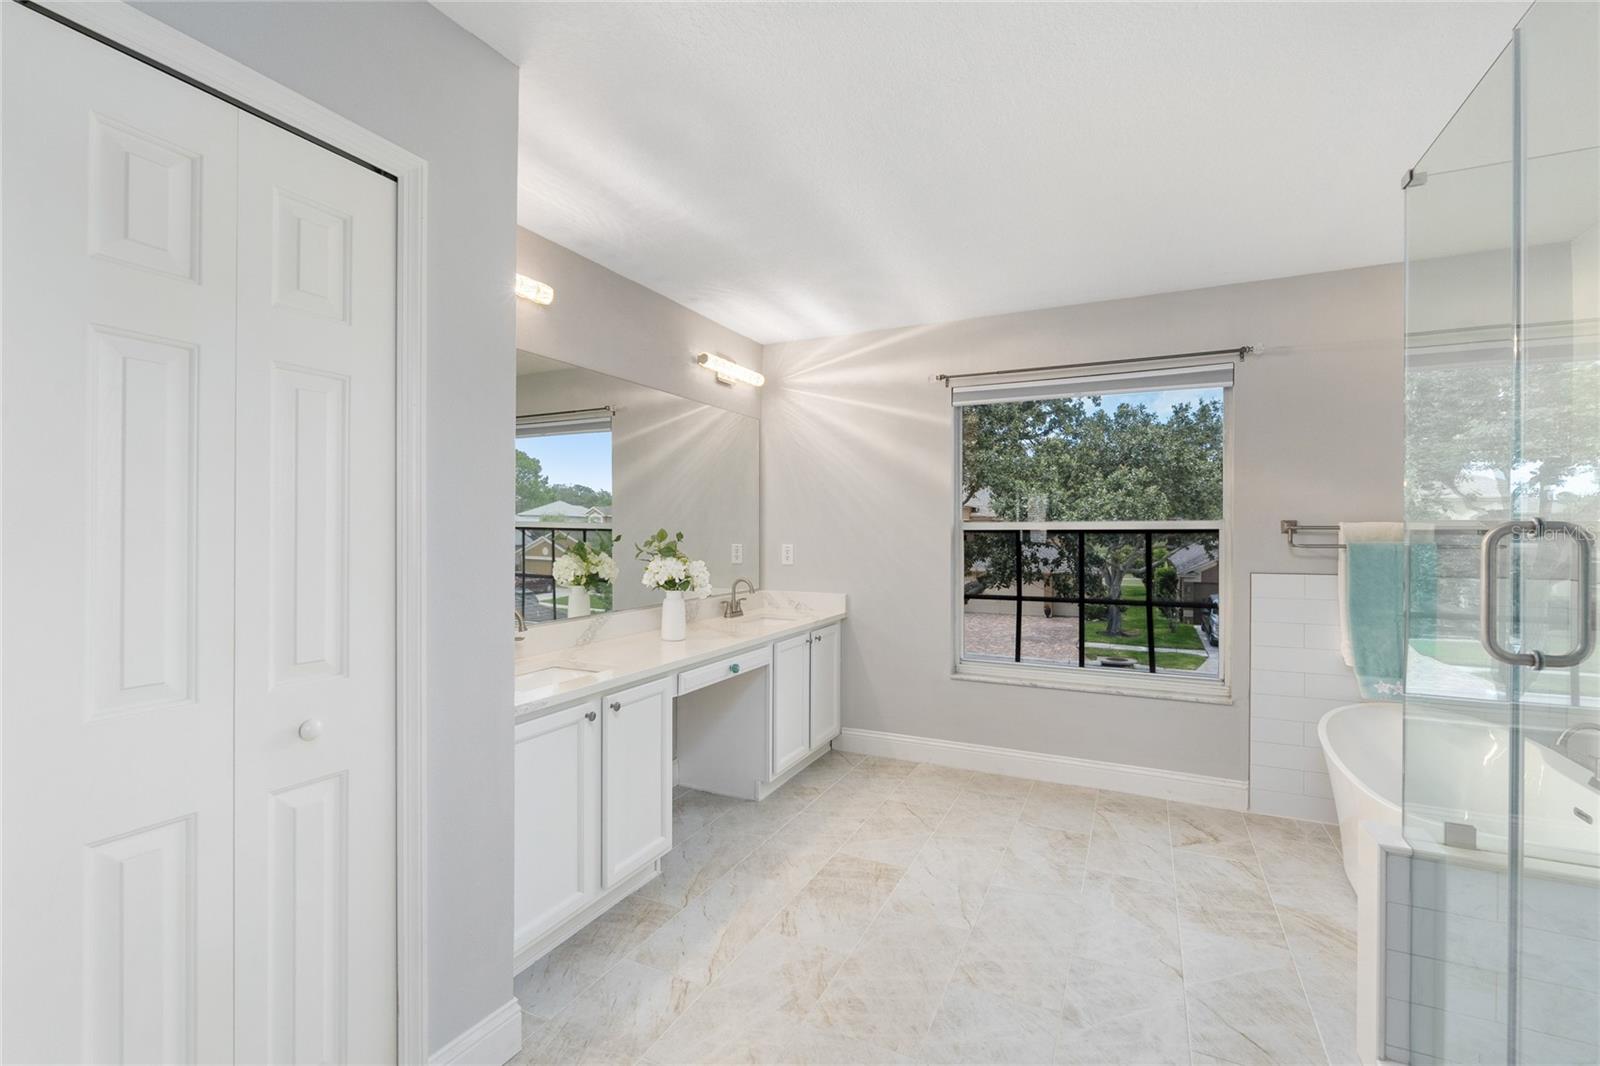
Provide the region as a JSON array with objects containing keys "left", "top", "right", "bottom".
[
  {"left": 514, "top": 274, "right": 554, "bottom": 305},
  {"left": 695, "top": 351, "right": 765, "bottom": 388}
]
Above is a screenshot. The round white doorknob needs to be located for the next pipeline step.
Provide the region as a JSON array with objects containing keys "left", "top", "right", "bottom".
[{"left": 297, "top": 718, "right": 325, "bottom": 741}]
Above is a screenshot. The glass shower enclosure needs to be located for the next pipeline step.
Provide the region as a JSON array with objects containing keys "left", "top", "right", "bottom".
[{"left": 1401, "top": 1, "right": 1599, "bottom": 1062}]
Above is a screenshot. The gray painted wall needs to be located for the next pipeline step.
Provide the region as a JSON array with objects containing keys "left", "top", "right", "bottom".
[
  {"left": 760, "top": 264, "right": 1405, "bottom": 782},
  {"left": 518, "top": 228, "right": 764, "bottom": 420},
  {"left": 136, "top": 2, "right": 519, "bottom": 1053}
]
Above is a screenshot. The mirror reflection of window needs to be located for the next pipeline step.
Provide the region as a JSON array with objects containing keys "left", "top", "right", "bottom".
[
  {"left": 514, "top": 349, "right": 762, "bottom": 619},
  {"left": 515, "top": 408, "right": 614, "bottom": 623}
]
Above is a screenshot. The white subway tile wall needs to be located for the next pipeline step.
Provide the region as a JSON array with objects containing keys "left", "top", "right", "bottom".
[
  {"left": 1249, "top": 573, "right": 1356, "bottom": 823},
  {"left": 1384, "top": 853, "right": 1600, "bottom": 1064}
]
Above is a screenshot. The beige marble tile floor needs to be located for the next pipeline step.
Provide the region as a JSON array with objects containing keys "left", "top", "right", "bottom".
[{"left": 514, "top": 749, "right": 1357, "bottom": 1065}]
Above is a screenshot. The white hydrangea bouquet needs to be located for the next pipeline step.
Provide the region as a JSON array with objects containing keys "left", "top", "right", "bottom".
[
  {"left": 634, "top": 529, "right": 711, "bottom": 640},
  {"left": 550, "top": 541, "right": 616, "bottom": 619}
]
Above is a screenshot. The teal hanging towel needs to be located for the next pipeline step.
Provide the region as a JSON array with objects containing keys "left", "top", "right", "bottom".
[{"left": 1337, "top": 523, "right": 1407, "bottom": 699}]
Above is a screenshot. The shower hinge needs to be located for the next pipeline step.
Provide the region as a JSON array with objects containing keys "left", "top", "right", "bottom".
[{"left": 1402, "top": 168, "right": 1428, "bottom": 189}]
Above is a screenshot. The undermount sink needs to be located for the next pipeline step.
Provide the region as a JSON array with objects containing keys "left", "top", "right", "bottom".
[
  {"left": 515, "top": 663, "right": 602, "bottom": 694},
  {"left": 708, "top": 612, "right": 807, "bottom": 636}
]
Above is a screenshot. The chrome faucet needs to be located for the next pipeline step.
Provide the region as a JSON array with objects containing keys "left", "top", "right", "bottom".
[
  {"left": 724, "top": 578, "right": 756, "bottom": 618},
  {"left": 514, "top": 611, "right": 528, "bottom": 641}
]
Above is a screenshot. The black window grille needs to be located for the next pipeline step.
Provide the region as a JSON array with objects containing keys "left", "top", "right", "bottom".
[
  {"left": 514, "top": 525, "right": 614, "bottom": 624},
  {"left": 961, "top": 528, "right": 1220, "bottom": 675}
]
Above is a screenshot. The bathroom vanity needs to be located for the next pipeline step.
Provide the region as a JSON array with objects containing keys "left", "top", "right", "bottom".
[
  {"left": 508, "top": 347, "right": 844, "bottom": 972},
  {"left": 510, "top": 592, "right": 845, "bottom": 971}
]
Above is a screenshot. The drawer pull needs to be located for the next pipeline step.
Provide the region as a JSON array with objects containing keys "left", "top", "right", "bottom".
[{"left": 729, "top": 663, "right": 740, "bottom": 674}]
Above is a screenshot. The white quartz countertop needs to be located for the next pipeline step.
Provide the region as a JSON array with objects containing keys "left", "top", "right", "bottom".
[{"left": 513, "top": 593, "right": 845, "bottom": 721}]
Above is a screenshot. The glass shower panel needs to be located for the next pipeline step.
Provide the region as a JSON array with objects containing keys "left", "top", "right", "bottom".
[
  {"left": 1403, "top": 42, "right": 1517, "bottom": 1064},
  {"left": 1404, "top": 4, "right": 1600, "bottom": 1062},
  {"left": 1512, "top": 3, "right": 1600, "bottom": 1062}
]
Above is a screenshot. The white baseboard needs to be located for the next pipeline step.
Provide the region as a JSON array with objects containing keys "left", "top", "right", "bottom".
[
  {"left": 429, "top": 998, "right": 522, "bottom": 1066},
  {"left": 835, "top": 727, "right": 1249, "bottom": 810}
]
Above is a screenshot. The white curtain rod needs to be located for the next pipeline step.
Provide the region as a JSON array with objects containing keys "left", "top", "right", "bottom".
[{"left": 934, "top": 346, "right": 1253, "bottom": 386}]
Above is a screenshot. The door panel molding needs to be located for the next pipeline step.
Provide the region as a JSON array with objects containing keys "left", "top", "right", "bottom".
[
  {"left": 83, "top": 815, "right": 198, "bottom": 1065},
  {"left": 88, "top": 325, "right": 200, "bottom": 717},
  {"left": 266, "top": 773, "right": 350, "bottom": 1065},
  {"left": 20, "top": 3, "right": 433, "bottom": 1059}
]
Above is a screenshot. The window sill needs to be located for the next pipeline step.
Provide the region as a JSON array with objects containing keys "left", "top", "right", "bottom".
[{"left": 951, "top": 661, "right": 1234, "bottom": 705}]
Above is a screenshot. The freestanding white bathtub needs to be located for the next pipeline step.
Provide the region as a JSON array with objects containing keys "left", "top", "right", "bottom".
[
  {"left": 1319, "top": 699, "right": 1600, "bottom": 888},
  {"left": 1318, "top": 702, "right": 1402, "bottom": 887}
]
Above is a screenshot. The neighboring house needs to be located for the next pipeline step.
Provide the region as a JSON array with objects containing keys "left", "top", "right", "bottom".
[
  {"left": 514, "top": 502, "right": 613, "bottom": 575},
  {"left": 1168, "top": 541, "right": 1220, "bottom": 601},
  {"left": 965, "top": 533, "right": 1073, "bottom": 618},
  {"left": 516, "top": 500, "right": 612, "bottom": 525},
  {"left": 961, "top": 488, "right": 1049, "bottom": 523},
  {"left": 961, "top": 488, "right": 995, "bottom": 522}
]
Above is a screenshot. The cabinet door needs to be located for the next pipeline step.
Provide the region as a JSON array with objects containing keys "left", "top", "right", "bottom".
[
  {"left": 809, "top": 623, "right": 841, "bottom": 746},
  {"left": 514, "top": 701, "right": 601, "bottom": 949},
  {"left": 602, "top": 677, "right": 674, "bottom": 887},
  {"left": 771, "top": 633, "right": 813, "bottom": 777}
]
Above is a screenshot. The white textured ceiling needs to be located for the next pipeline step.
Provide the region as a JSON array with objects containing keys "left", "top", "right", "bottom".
[{"left": 438, "top": 1, "right": 1526, "bottom": 344}]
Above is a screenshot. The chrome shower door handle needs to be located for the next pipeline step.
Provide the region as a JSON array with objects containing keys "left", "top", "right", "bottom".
[
  {"left": 1481, "top": 519, "right": 1543, "bottom": 667},
  {"left": 1479, "top": 518, "right": 1597, "bottom": 669}
]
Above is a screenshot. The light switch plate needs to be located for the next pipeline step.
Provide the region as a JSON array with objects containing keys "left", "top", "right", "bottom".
[
  {"left": 781, "top": 543, "right": 795, "bottom": 565},
  {"left": 731, "top": 543, "right": 744, "bottom": 564}
]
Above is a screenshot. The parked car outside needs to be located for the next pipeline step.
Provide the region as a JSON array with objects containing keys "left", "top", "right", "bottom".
[{"left": 1201, "top": 594, "right": 1221, "bottom": 647}]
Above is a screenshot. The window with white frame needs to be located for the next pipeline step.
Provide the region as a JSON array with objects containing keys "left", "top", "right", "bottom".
[{"left": 955, "top": 362, "right": 1230, "bottom": 684}]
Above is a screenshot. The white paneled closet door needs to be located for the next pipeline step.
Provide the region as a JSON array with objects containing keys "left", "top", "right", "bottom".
[
  {"left": 0, "top": 7, "right": 398, "bottom": 1062},
  {"left": 232, "top": 114, "right": 397, "bottom": 1065},
  {"left": 1, "top": 10, "right": 240, "bottom": 1062}
]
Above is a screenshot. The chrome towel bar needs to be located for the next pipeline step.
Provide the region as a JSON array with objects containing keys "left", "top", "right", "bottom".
[{"left": 1280, "top": 520, "right": 1346, "bottom": 550}]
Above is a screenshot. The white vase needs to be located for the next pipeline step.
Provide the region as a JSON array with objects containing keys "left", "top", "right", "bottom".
[
  {"left": 565, "top": 586, "right": 591, "bottom": 619},
  {"left": 660, "top": 590, "right": 686, "bottom": 641}
]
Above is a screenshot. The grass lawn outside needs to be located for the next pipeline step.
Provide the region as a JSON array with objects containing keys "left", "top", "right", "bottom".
[
  {"left": 1088, "top": 648, "right": 1209, "bottom": 671},
  {"left": 1083, "top": 612, "right": 1204, "bottom": 650}
]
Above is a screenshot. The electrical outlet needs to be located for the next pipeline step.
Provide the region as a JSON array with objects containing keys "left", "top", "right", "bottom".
[
  {"left": 781, "top": 543, "right": 795, "bottom": 565},
  {"left": 731, "top": 543, "right": 743, "bottom": 564}
]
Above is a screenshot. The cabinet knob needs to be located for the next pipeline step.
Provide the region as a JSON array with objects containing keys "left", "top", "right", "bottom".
[
  {"left": 585, "top": 710, "right": 597, "bottom": 722},
  {"left": 814, "top": 635, "right": 823, "bottom": 643},
  {"left": 729, "top": 663, "right": 740, "bottom": 674},
  {"left": 610, "top": 701, "right": 622, "bottom": 712},
  {"left": 297, "top": 718, "right": 324, "bottom": 741}
]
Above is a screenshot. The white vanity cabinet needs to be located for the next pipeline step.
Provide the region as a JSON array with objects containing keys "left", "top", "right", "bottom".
[
  {"left": 601, "top": 675, "right": 674, "bottom": 887},
  {"left": 513, "top": 699, "right": 601, "bottom": 950},
  {"left": 770, "top": 625, "right": 843, "bottom": 779},
  {"left": 809, "top": 623, "right": 841, "bottom": 745},
  {"left": 513, "top": 602, "right": 846, "bottom": 972},
  {"left": 513, "top": 676, "right": 673, "bottom": 963},
  {"left": 771, "top": 632, "right": 814, "bottom": 777}
]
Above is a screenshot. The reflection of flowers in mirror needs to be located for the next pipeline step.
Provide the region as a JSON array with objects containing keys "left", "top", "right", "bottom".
[
  {"left": 552, "top": 541, "right": 618, "bottom": 589},
  {"left": 635, "top": 529, "right": 712, "bottom": 597}
]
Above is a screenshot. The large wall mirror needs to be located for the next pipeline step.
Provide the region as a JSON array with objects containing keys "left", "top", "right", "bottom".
[{"left": 515, "top": 351, "right": 760, "bottom": 622}]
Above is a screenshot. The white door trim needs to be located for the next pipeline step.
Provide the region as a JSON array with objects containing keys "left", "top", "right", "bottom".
[{"left": 27, "top": 2, "right": 432, "bottom": 1059}]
